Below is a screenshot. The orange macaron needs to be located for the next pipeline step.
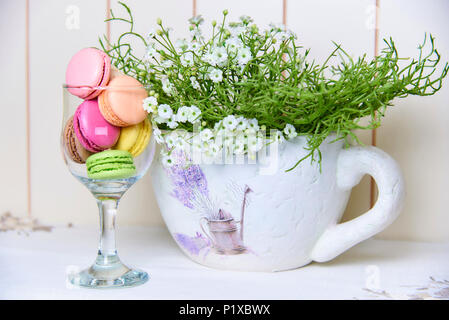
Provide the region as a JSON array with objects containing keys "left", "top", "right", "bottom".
[{"left": 98, "top": 75, "right": 148, "bottom": 127}]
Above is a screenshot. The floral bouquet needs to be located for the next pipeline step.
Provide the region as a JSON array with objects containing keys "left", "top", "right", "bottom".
[{"left": 100, "top": 2, "right": 448, "bottom": 170}]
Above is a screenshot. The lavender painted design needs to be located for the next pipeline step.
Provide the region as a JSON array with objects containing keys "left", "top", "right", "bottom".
[
  {"left": 174, "top": 232, "right": 211, "bottom": 256},
  {"left": 165, "top": 152, "right": 208, "bottom": 209},
  {"left": 165, "top": 153, "right": 254, "bottom": 256}
]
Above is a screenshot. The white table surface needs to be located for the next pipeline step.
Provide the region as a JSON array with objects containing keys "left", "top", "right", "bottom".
[{"left": 1, "top": 226, "right": 448, "bottom": 300}]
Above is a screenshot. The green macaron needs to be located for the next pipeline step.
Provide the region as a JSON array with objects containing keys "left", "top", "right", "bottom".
[{"left": 86, "top": 150, "right": 136, "bottom": 180}]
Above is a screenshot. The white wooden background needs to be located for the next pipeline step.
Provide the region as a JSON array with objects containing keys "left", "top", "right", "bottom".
[{"left": 1, "top": 0, "right": 448, "bottom": 241}]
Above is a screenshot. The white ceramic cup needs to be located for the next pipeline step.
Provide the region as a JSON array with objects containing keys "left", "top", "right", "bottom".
[{"left": 150, "top": 135, "right": 404, "bottom": 271}]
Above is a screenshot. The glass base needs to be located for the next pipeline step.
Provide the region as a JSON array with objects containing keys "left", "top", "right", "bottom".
[{"left": 69, "top": 254, "right": 149, "bottom": 289}]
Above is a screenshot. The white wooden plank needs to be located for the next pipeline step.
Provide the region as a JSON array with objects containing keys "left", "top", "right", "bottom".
[
  {"left": 376, "top": 0, "right": 449, "bottom": 241},
  {"left": 29, "top": 0, "right": 107, "bottom": 226},
  {"left": 0, "top": 0, "right": 28, "bottom": 217},
  {"left": 288, "top": 0, "right": 375, "bottom": 63}
]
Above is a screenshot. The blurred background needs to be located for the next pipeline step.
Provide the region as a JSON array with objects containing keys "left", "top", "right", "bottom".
[{"left": 1, "top": 0, "right": 448, "bottom": 241}]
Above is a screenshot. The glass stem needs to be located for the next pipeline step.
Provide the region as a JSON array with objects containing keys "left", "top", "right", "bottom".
[{"left": 96, "top": 198, "right": 120, "bottom": 265}]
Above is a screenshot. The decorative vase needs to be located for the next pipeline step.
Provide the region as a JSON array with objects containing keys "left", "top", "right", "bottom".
[{"left": 150, "top": 135, "right": 405, "bottom": 271}]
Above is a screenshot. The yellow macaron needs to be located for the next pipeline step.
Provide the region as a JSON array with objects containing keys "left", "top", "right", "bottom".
[{"left": 114, "top": 118, "right": 152, "bottom": 157}]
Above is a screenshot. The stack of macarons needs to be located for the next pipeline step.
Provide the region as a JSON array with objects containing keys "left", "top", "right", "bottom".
[{"left": 63, "top": 47, "right": 152, "bottom": 180}]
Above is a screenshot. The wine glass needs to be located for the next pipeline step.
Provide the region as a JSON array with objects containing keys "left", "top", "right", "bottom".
[{"left": 61, "top": 84, "right": 155, "bottom": 288}]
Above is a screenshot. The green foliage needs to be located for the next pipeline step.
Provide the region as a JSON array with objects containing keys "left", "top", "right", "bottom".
[{"left": 100, "top": 2, "right": 448, "bottom": 170}]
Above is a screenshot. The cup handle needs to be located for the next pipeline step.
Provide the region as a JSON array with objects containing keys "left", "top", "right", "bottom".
[
  {"left": 200, "top": 217, "right": 215, "bottom": 247},
  {"left": 310, "top": 145, "right": 405, "bottom": 262}
]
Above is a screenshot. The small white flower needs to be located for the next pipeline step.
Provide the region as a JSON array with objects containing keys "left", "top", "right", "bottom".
[
  {"left": 274, "top": 130, "right": 286, "bottom": 143},
  {"left": 287, "top": 30, "right": 297, "bottom": 39},
  {"left": 146, "top": 96, "right": 158, "bottom": 106},
  {"left": 147, "top": 28, "right": 156, "bottom": 40},
  {"left": 158, "top": 104, "right": 173, "bottom": 119},
  {"left": 200, "top": 128, "right": 213, "bottom": 141},
  {"left": 245, "top": 127, "right": 256, "bottom": 136},
  {"left": 247, "top": 118, "right": 259, "bottom": 131},
  {"left": 235, "top": 117, "right": 248, "bottom": 131},
  {"left": 144, "top": 43, "right": 157, "bottom": 61},
  {"left": 153, "top": 127, "right": 164, "bottom": 144},
  {"left": 269, "top": 23, "right": 296, "bottom": 41},
  {"left": 161, "top": 77, "right": 175, "bottom": 96},
  {"left": 175, "top": 39, "right": 188, "bottom": 52},
  {"left": 187, "top": 105, "right": 201, "bottom": 123},
  {"left": 165, "top": 132, "right": 179, "bottom": 149},
  {"left": 143, "top": 96, "right": 158, "bottom": 113},
  {"left": 165, "top": 139, "right": 175, "bottom": 150},
  {"left": 239, "top": 15, "right": 253, "bottom": 25},
  {"left": 203, "top": 52, "right": 217, "bottom": 65},
  {"left": 189, "top": 15, "right": 204, "bottom": 26},
  {"left": 234, "top": 139, "right": 246, "bottom": 154},
  {"left": 180, "top": 52, "right": 194, "bottom": 66},
  {"left": 222, "top": 115, "right": 238, "bottom": 131},
  {"left": 176, "top": 106, "right": 190, "bottom": 122},
  {"left": 177, "top": 138, "right": 189, "bottom": 152},
  {"left": 166, "top": 115, "right": 179, "bottom": 129},
  {"left": 248, "top": 134, "right": 264, "bottom": 152},
  {"left": 161, "top": 154, "right": 175, "bottom": 167},
  {"left": 269, "top": 23, "right": 285, "bottom": 33},
  {"left": 161, "top": 59, "right": 173, "bottom": 68},
  {"left": 162, "top": 83, "right": 174, "bottom": 95},
  {"left": 277, "top": 31, "right": 290, "bottom": 41},
  {"left": 235, "top": 133, "right": 246, "bottom": 145},
  {"left": 190, "top": 76, "right": 200, "bottom": 90},
  {"left": 189, "top": 42, "right": 201, "bottom": 53},
  {"left": 202, "top": 141, "right": 221, "bottom": 160},
  {"left": 225, "top": 37, "right": 243, "bottom": 53},
  {"left": 211, "top": 46, "right": 228, "bottom": 66},
  {"left": 154, "top": 116, "right": 167, "bottom": 124},
  {"left": 237, "top": 47, "right": 252, "bottom": 65},
  {"left": 190, "top": 27, "right": 202, "bottom": 40},
  {"left": 283, "top": 124, "right": 297, "bottom": 139},
  {"left": 223, "top": 134, "right": 234, "bottom": 147},
  {"left": 142, "top": 102, "right": 152, "bottom": 113},
  {"left": 208, "top": 68, "right": 223, "bottom": 83},
  {"left": 229, "top": 25, "right": 245, "bottom": 37}
]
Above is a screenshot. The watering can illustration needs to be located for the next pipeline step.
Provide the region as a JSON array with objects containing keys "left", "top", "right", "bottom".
[{"left": 200, "top": 185, "right": 252, "bottom": 255}]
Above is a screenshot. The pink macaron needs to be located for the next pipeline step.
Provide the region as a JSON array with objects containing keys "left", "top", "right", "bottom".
[
  {"left": 65, "top": 48, "right": 111, "bottom": 100},
  {"left": 73, "top": 99, "right": 120, "bottom": 153}
]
